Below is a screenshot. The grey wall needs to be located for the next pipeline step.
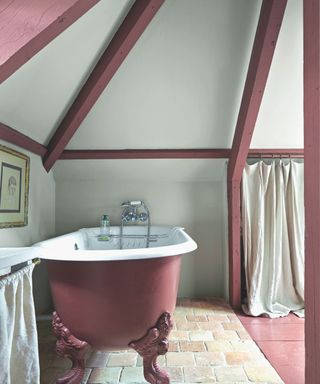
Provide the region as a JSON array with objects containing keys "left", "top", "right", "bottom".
[
  {"left": 55, "top": 159, "right": 227, "bottom": 298},
  {"left": 0, "top": 141, "right": 56, "bottom": 314}
]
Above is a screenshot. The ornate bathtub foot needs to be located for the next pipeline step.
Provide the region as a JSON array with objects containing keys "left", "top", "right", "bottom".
[
  {"left": 129, "top": 312, "right": 173, "bottom": 384},
  {"left": 52, "top": 311, "right": 90, "bottom": 384}
]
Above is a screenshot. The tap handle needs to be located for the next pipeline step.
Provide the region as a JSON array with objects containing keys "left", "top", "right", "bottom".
[{"left": 121, "top": 200, "right": 142, "bottom": 207}]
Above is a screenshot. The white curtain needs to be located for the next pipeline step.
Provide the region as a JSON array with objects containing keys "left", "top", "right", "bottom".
[
  {"left": 242, "top": 160, "right": 304, "bottom": 318},
  {"left": 0, "top": 263, "right": 40, "bottom": 384}
]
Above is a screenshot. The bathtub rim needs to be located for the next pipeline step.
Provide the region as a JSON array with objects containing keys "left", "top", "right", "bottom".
[{"left": 33, "top": 225, "right": 197, "bottom": 262}]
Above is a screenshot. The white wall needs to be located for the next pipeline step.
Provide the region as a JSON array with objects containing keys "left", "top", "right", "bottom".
[
  {"left": 252, "top": 0, "right": 303, "bottom": 148},
  {"left": 55, "top": 159, "right": 227, "bottom": 298},
  {"left": 0, "top": 141, "right": 56, "bottom": 314},
  {"left": 0, "top": 0, "right": 261, "bottom": 148}
]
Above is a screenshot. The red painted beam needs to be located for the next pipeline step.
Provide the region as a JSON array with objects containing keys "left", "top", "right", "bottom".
[
  {"left": 0, "top": 0, "right": 99, "bottom": 85},
  {"left": 228, "top": 0, "right": 288, "bottom": 183},
  {"left": 60, "top": 149, "right": 231, "bottom": 159},
  {"left": 59, "top": 148, "right": 304, "bottom": 160},
  {"left": 227, "top": 0, "right": 287, "bottom": 309},
  {"left": 0, "top": 122, "right": 47, "bottom": 156},
  {"left": 304, "top": 0, "right": 320, "bottom": 382},
  {"left": 43, "top": 0, "right": 165, "bottom": 172}
]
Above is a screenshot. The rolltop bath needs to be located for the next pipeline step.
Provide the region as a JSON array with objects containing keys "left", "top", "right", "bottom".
[{"left": 34, "top": 219, "right": 197, "bottom": 384}]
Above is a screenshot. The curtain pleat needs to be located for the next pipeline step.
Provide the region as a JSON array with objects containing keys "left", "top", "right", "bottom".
[
  {"left": 242, "top": 160, "right": 304, "bottom": 318},
  {"left": 0, "top": 263, "right": 40, "bottom": 384}
]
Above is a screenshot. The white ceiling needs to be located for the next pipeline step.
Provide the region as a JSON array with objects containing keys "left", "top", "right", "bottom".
[
  {"left": 0, "top": 0, "right": 134, "bottom": 144},
  {"left": 67, "top": 0, "right": 261, "bottom": 149},
  {"left": 0, "top": 0, "right": 303, "bottom": 156}
]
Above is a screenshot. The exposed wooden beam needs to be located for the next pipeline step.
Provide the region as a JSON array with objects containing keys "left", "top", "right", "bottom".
[
  {"left": 304, "top": 0, "right": 320, "bottom": 382},
  {"left": 59, "top": 148, "right": 304, "bottom": 160},
  {"left": 228, "top": 0, "right": 288, "bottom": 183},
  {"left": 60, "top": 149, "right": 231, "bottom": 159},
  {"left": 227, "top": 0, "right": 287, "bottom": 308},
  {"left": 0, "top": 0, "right": 99, "bottom": 85},
  {"left": 0, "top": 122, "right": 47, "bottom": 156},
  {"left": 43, "top": 0, "right": 165, "bottom": 172}
]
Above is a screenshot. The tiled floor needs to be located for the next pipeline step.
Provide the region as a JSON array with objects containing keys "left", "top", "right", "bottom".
[
  {"left": 238, "top": 312, "right": 305, "bottom": 384},
  {"left": 38, "top": 298, "right": 284, "bottom": 383}
]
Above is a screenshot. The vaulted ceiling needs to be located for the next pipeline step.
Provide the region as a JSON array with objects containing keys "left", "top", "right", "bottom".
[{"left": 0, "top": 0, "right": 302, "bottom": 175}]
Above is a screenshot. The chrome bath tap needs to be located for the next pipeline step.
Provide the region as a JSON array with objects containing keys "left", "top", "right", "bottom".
[{"left": 120, "top": 200, "right": 150, "bottom": 249}]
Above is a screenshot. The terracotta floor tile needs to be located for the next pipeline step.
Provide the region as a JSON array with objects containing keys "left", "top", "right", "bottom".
[
  {"left": 88, "top": 367, "right": 121, "bottom": 383},
  {"left": 186, "top": 314, "right": 208, "bottom": 322},
  {"left": 184, "top": 366, "right": 216, "bottom": 382},
  {"left": 168, "top": 340, "right": 180, "bottom": 352},
  {"left": 189, "top": 330, "right": 214, "bottom": 341},
  {"left": 197, "top": 322, "right": 224, "bottom": 332},
  {"left": 193, "top": 352, "right": 225, "bottom": 366},
  {"left": 166, "top": 352, "right": 195, "bottom": 367},
  {"left": 205, "top": 340, "right": 233, "bottom": 352},
  {"left": 214, "top": 366, "right": 248, "bottom": 382},
  {"left": 176, "top": 320, "right": 199, "bottom": 331},
  {"left": 38, "top": 300, "right": 286, "bottom": 384},
  {"left": 107, "top": 352, "right": 137, "bottom": 367},
  {"left": 86, "top": 351, "right": 109, "bottom": 368},
  {"left": 170, "top": 330, "right": 190, "bottom": 341},
  {"left": 179, "top": 341, "right": 206, "bottom": 352},
  {"left": 225, "top": 351, "right": 252, "bottom": 365},
  {"left": 244, "top": 363, "right": 283, "bottom": 383},
  {"left": 213, "top": 330, "right": 239, "bottom": 341},
  {"left": 166, "top": 366, "right": 184, "bottom": 382}
]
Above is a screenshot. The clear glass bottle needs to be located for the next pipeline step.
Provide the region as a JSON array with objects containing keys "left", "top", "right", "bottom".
[{"left": 100, "top": 214, "right": 110, "bottom": 237}]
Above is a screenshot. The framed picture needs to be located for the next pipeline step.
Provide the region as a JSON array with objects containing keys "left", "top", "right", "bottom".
[{"left": 0, "top": 145, "right": 30, "bottom": 228}]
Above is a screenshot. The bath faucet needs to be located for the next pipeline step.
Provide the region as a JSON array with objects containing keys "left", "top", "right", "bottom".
[{"left": 120, "top": 201, "right": 150, "bottom": 249}]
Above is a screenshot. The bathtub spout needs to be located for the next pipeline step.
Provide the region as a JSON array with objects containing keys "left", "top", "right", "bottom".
[{"left": 120, "top": 201, "right": 150, "bottom": 249}]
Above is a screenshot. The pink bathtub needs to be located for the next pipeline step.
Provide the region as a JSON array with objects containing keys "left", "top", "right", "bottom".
[{"left": 35, "top": 226, "right": 197, "bottom": 384}]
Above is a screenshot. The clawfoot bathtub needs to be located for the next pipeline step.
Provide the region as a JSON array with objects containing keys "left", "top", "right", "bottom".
[{"left": 35, "top": 226, "right": 197, "bottom": 384}]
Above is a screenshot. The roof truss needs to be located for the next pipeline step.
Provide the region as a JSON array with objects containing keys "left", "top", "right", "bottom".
[
  {"left": 43, "top": 0, "right": 165, "bottom": 172},
  {"left": 227, "top": 0, "right": 287, "bottom": 308},
  {"left": 0, "top": 122, "right": 46, "bottom": 156},
  {"left": 0, "top": 0, "right": 99, "bottom": 85}
]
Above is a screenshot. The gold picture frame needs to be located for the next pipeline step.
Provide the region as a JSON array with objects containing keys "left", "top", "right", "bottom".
[{"left": 0, "top": 145, "right": 30, "bottom": 228}]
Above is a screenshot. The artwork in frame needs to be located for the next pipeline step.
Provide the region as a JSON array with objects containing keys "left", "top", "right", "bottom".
[{"left": 0, "top": 145, "right": 30, "bottom": 228}]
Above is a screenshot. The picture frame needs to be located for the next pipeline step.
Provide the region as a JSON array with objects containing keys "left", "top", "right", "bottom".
[{"left": 0, "top": 145, "right": 30, "bottom": 228}]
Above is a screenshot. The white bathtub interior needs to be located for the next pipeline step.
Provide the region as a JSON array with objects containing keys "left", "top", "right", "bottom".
[{"left": 34, "top": 226, "right": 197, "bottom": 261}]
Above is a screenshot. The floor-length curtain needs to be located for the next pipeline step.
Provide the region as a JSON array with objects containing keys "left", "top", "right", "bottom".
[
  {"left": 242, "top": 160, "right": 304, "bottom": 318},
  {"left": 0, "top": 263, "right": 40, "bottom": 384}
]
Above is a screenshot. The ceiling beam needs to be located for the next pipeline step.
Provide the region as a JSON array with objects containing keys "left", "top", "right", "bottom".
[
  {"left": 0, "top": 0, "right": 99, "bottom": 85},
  {"left": 43, "top": 0, "right": 165, "bottom": 172},
  {"left": 60, "top": 149, "right": 231, "bottom": 159},
  {"left": 0, "top": 122, "right": 47, "bottom": 156},
  {"left": 59, "top": 148, "right": 304, "bottom": 160},
  {"left": 304, "top": 0, "right": 320, "bottom": 382},
  {"left": 228, "top": 0, "right": 288, "bottom": 183},
  {"left": 227, "top": 0, "right": 287, "bottom": 309}
]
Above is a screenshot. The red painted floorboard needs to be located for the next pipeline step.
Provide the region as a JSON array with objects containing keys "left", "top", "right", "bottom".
[
  {"left": 243, "top": 323, "right": 304, "bottom": 341},
  {"left": 257, "top": 341, "right": 305, "bottom": 384},
  {"left": 237, "top": 312, "right": 305, "bottom": 383},
  {"left": 237, "top": 312, "right": 304, "bottom": 324}
]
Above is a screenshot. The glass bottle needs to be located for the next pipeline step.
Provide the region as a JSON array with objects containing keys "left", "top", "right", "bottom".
[{"left": 100, "top": 214, "right": 110, "bottom": 237}]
